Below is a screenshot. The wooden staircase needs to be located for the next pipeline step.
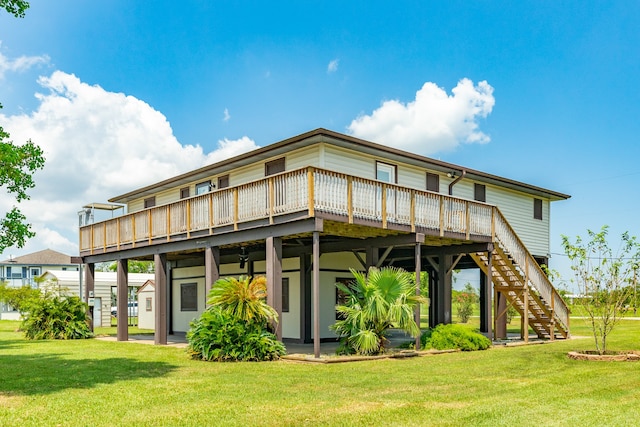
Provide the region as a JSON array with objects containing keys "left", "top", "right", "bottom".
[{"left": 469, "top": 209, "right": 570, "bottom": 339}]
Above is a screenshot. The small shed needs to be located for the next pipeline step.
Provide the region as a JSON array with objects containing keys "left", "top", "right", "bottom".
[{"left": 137, "top": 280, "right": 155, "bottom": 330}]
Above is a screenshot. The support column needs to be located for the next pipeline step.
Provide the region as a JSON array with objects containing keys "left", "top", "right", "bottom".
[
  {"left": 266, "top": 236, "right": 283, "bottom": 340},
  {"left": 204, "top": 246, "right": 220, "bottom": 302},
  {"left": 300, "top": 254, "right": 312, "bottom": 343},
  {"left": 365, "top": 246, "right": 378, "bottom": 269},
  {"left": 84, "top": 263, "right": 95, "bottom": 332},
  {"left": 495, "top": 292, "right": 507, "bottom": 339},
  {"left": 116, "top": 259, "right": 128, "bottom": 342},
  {"left": 483, "top": 247, "right": 494, "bottom": 341},
  {"left": 154, "top": 253, "right": 167, "bottom": 345},
  {"left": 428, "top": 267, "right": 438, "bottom": 329},
  {"left": 437, "top": 253, "right": 453, "bottom": 324},
  {"left": 479, "top": 273, "right": 489, "bottom": 333},
  {"left": 522, "top": 287, "right": 529, "bottom": 342},
  {"left": 313, "top": 231, "right": 320, "bottom": 358},
  {"left": 414, "top": 243, "right": 422, "bottom": 350}
]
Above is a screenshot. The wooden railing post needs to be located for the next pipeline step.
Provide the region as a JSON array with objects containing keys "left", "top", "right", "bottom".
[
  {"left": 439, "top": 196, "right": 445, "bottom": 237},
  {"left": 90, "top": 225, "right": 95, "bottom": 255},
  {"left": 410, "top": 190, "right": 415, "bottom": 232},
  {"left": 550, "top": 293, "right": 555, "bottom": 341},
  {"left": 307, "top": 167, "right": 315, "bottom": 217},
  {"left": 166, "top": 205, "right": 171, "bottom": 242},
  {"left": 268, "top": 177, "right": 275, "bottom": 224},
  {"left": 381, "top": 183, "right": 387, "bottom": 229},
  {"left": 524, "top": 257, "right": 529, "bottom": 343},
  {"left": 186, "top": 200, "right": 191, "bottom": 238},
  {"left": 347, "top": 175, "right": 353, "bottom": 224},
  {"left": 465, "top": 201, "right": 471, "bottom": 240},
  {"left": 209, "top": 193, "right": 214, "bottom": 233},
  {"left": 233, "top": 187, "right": 239, "bottom": 230},
  {"left": 103, "top": 222, "right": 107, "bottom": 252},
  {"left": 132, "top": 214, "right": 136, "bottom": 248},
  {"left": 116, "top": 218, "right": 121, "bottom": 250}
]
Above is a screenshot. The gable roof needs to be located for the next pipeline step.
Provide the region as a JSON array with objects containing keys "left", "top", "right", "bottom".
[
  {"left": 0, "top": 249, "right": 75, "bottom": 266},
  {"left": 109, "top": 128, "right": 571, "bottom": 203}
]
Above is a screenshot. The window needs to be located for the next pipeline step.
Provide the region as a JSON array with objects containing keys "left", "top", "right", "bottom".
[
  {"left": 144, "top": 196, "right": 156, "bottom": 208},
  {"left": 426, "top": 172, "right": 440, "bottom": 192},
  {"left": 217, "top": 175, "right": 230, "bottom": 189},
  {"left": 282, "top": 278, "right": 290, "bottom": 313},
  {"left": 195, "top": 181, "right": 211, "bottom": 195},
  {"left": 180, "top": 283, "right": 198, "bottom": 311},
  {"left": 146, "top": 297, "right": 152, "bottom": 311},
  {"left": 474, "top": 183, "right": 486, "bottom": 202},
  {"left": 180, "top": 187, "right": 190, "bottom": 199},
  {"left": 30, "top": 268, "right": 40, "bottom": 278},
  {"left": 534, "top": 198, "right": 543, "bottom": 220},
  {"left": 376, "top": 161, "right": 396, "bottom": 183},
  {"left": 265, "top": 157, "right": 285, "bottom": 176}
]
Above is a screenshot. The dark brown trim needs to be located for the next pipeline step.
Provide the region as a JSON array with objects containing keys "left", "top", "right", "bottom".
[{"left": 110, "top": 128, "right": 570, "bottom": 204}]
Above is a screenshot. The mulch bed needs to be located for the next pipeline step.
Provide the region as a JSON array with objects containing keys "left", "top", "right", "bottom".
[
  {"left": 282, "top": 349, "right": 459, "bottom": 364},
  {"left": 567, "top": 351, "right": 640, "bottom": 361}
]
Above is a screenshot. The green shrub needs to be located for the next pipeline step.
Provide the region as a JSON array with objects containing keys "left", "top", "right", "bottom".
[
  {"left": 187, "top": 306, "right": 285, "bottom": 362},
  {"left": 423, "top": 324, "right": 491, "bottom": 351},
  {"left": 21, "top": 294, "right": 93, "bottom": 340}
]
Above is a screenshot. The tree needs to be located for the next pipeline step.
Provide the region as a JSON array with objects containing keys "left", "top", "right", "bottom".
[
  {"left": 1, "top": 0, "right": 29, "bottom": 18},
  {"left": 561, "top": 226, "right": 640, "bottom": 355},
  {"left": 332, "top": 267, "right": 428, "bottom": 355},
  {"left": 0, "top": 281, "right": 40, "bottom": 314},
  {"left": 0, "top": 2, "right": 45, "bottom": 254},
  {"left": 455, "top": 283, "right": 478, "bottom": 323},
  {"left": 206, "top": 275, "right": 277, "bottom": 325},
  {"left": 99, "top": 260, "right": 155, "bottom": 273}
]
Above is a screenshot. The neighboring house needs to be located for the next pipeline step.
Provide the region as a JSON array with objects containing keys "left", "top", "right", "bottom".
[
  {"left": 78, "top": 128, "right": 571, "bottom": 351},
  {"left": 137, "top": 280, "right": 155, "bottom": 330},
  {"left": 0, "top": 249, "right": 80, "bottom": 320},
  {"left": 38, "top": 270, "right": 154, "bottom": 328}
]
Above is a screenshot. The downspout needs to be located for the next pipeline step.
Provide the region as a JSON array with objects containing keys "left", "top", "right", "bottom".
[{"left": 448, "top": 170, "right": 466, "bottom": 196}]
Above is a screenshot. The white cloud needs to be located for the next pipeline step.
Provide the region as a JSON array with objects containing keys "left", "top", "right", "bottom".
[
  {"left": 223, "top": 108, "right": 231, "bottom": 122},
  {"left": 327, "top": 59, "right": 339, "bottom": 73},
  {"left": 0, "top": 71, "right": 258, "bottom": 257},
  {"left": 0, "top": 42, "right": 49, "bottom": 79},
  {"left": 204, "top": 136, "right": 259, "bottom": 165},
  {"left": 347, "top": 78, "right": 495, "bottom": 155}
]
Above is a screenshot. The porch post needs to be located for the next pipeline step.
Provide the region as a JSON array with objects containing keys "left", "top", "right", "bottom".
[
  {"left": 365, "top": 246, "right": 378, "bottom": 269},
  {"left": 495, "top": 292, "right": 508, "bottom": 339},
  {"left": 313, "top": 231, "right": 320, "bottom": 358},
  {"left": 204, "top": 246, "right": 220, "bottom": 302},
  {"left": 266, "top": 236, "right": 283, "bottom": 340},
  {"left": 154, "top": 253, "right": 167, "bottom": 345},
  {"left": 428, "top": 266, "right": 438, "bottom": 329},
  {"left": 437, "top": 252, "right": 453, "bottom": 324},
  {"left": 116, "top": 258, "right": 128, "bottom": 341},
  {"left": 482, "top": 246, "right": 494, "bottom": 341},
  {"left": 414, "top": 243, "right": 422, "bottom": 350},
  {"left": 299, "top": 254, "right": 312, "bottom": 343},
  {"left": 84, "top": 262, "right": 95, "bottom": 332}
]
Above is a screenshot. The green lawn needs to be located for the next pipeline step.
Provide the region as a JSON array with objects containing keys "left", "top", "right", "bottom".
[{"left": 1, "top": 320, "right": 639, "bottom": 426}]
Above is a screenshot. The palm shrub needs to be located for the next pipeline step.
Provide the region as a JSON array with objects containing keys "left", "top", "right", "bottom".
[
  {"left": 21, "top": 293, "right": 93, "bottom": 340},
  {"left": 332, "top": 267, "right": 427, "bottom": 355},
  {"left": 187, "top": 275, "right": 285, "bottom": 362}
]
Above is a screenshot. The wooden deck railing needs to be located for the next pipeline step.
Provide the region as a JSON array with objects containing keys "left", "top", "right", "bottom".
[
  {"left": 79, "top": 165, "right": 568, "bottom": 331},
  {"left": 80, "top": 166, "right": 496, "bottom": 253}
]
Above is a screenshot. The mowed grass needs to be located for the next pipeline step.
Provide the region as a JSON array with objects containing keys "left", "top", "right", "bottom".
[{"left": 1, "top": 320, "right": 639, "bottom": 426}]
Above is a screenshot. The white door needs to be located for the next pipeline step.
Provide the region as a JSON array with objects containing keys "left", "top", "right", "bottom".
[{"left": 93, "top": 297, "right": 102, "bottom": 328}]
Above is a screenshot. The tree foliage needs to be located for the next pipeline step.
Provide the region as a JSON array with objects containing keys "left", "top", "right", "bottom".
[
  {"left": 0, "top": 0, "right": 29, "bottom": 18},
  {"left": 100, "top": 260, "right": 155, "bottom": 273},
  {"left": 332, "top": 267, "right": 427, "bottom": 355},
  {"left": 0, "top": 3, "right": 44, "bottom": 254},
  {"left": 454, "top": 283, "right": 478, "bottom": 323},
  {"left": 0, "top": 281, "right": 40, "bottom": 313},
  {"left": 561, "top": 226, "right": 640, "bottom": 354}
]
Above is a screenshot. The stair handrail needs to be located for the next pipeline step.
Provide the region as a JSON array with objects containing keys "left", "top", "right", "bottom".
[{"left": 492, "top": 207, "right": 570, "bottom": 332}]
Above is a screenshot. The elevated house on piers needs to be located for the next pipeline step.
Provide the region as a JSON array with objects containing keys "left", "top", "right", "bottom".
[{"left": 78, "top": 128, "right": 570, "bottom": 356}]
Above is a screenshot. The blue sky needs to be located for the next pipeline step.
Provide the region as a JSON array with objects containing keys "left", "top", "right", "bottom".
[{"left": 1, "top": 1, "right": 639, "bottom": 290}]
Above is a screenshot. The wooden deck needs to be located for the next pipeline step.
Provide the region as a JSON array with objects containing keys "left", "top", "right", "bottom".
[{"left": 79, "top": 166, "right": 569, "bottom": 338}]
